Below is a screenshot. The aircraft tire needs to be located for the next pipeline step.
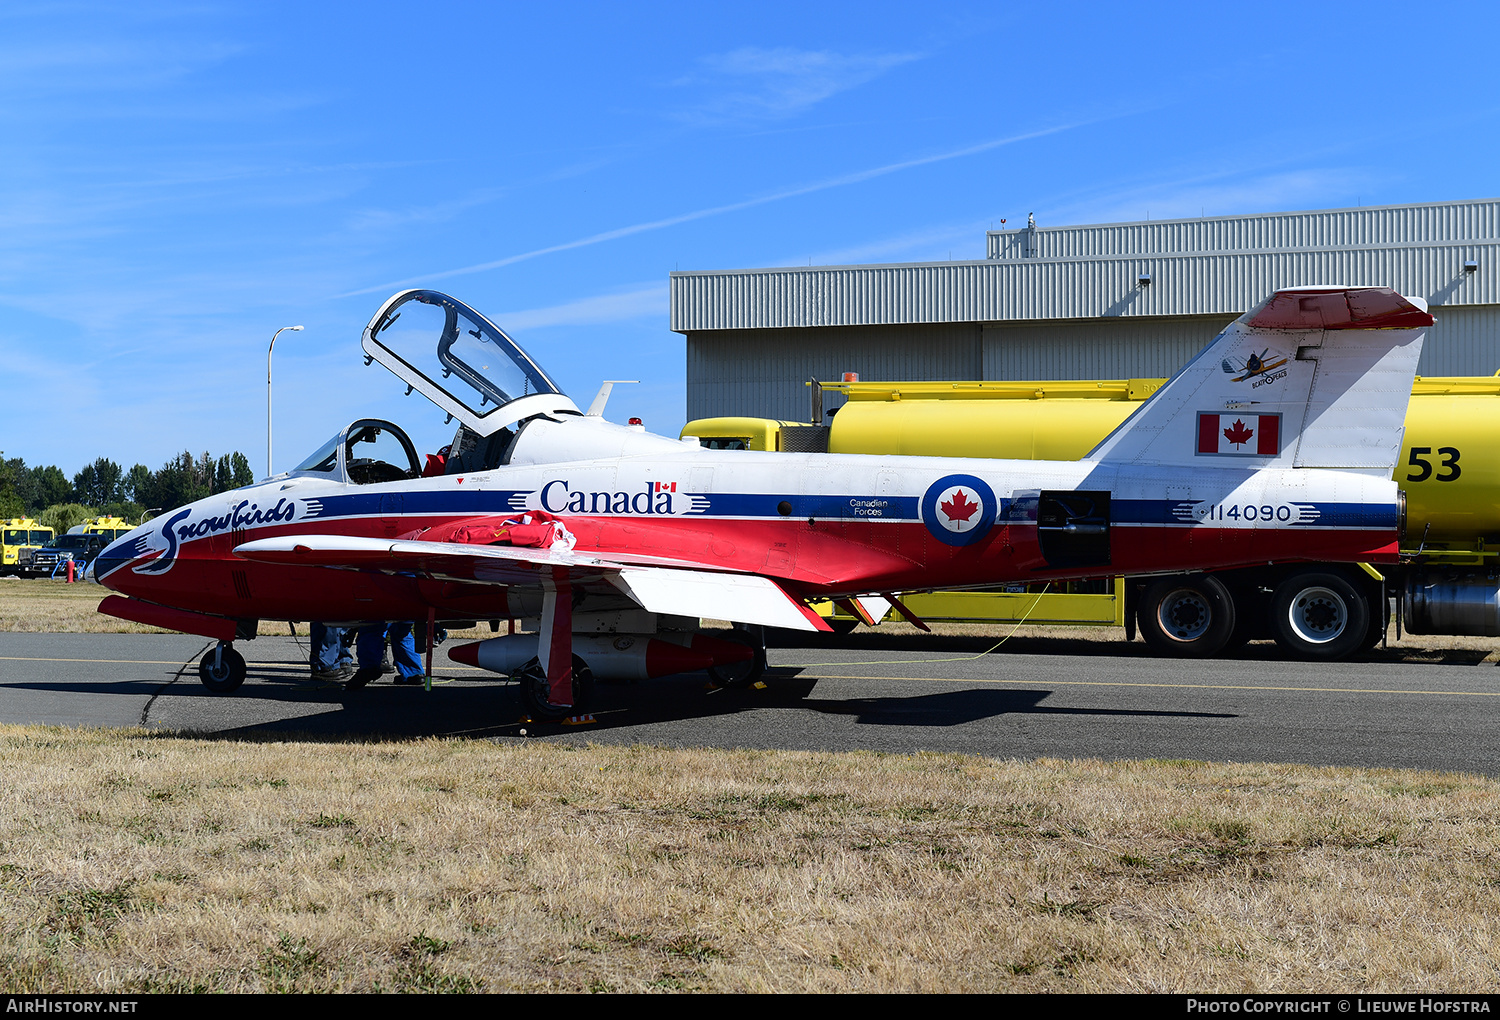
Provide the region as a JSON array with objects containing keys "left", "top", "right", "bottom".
[
  {"left": 1268, "top": 571, "right": 1370, "bottom": 661},
  {"left": 198, "top": 645, "right": 246, "bottom": 694},
  {"left": 707, "top": 628, "right": 767, "bottom": 687},
  {"left": 1137, "top": 574, "right": 1236, "bottom": 657},
  {"left": 517, "top": 654, "right": 593, "bottom": 720}
]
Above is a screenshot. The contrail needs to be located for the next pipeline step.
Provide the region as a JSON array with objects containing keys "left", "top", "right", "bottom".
[{"left": 337, "top": 123, "right": 1078, "bottom": 298}]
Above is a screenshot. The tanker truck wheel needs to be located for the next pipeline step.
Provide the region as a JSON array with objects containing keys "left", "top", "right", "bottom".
[
  {"left": 517, "top": 655, "right": 594, "bottom": 720},
  {"left": 1137, "top": 575, "right": 1236, "bottom": 657},
  {"left": 1269, "top": 571, "right": 1369, "bottom": 661}
]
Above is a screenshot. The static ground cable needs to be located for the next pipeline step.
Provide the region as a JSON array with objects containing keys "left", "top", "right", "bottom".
[
  {"left": 142, "top": 640, "right": 212, "bottom": 727},
  {"left": 779, "top": 583, "right": 1053, "bottom": 669}
]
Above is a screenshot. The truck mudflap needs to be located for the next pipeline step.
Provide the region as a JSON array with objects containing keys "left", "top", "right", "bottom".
[{"left": 98, "top": 594, "right": 239, "bottom": 642}]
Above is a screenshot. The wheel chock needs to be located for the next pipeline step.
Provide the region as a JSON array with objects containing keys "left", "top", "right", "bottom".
[{"left": 561, "top": 714, "right": 597, "bottom": 726}]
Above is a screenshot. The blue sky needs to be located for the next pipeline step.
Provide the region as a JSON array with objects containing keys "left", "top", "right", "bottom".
[{"left": 5, "top": 1, "right": 1499, "bottom": 480}]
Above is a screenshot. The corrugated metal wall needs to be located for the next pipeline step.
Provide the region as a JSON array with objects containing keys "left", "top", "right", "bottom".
[
  {"left": 685, "top": 322, "right": 981, "bottom": 423},
  {"left": 686, "top": 306, "right": 1500, "bottom": 419},
  {"left": 671, "top": 243, "right": 1500, "bottom": 331},
  {"left": 985, "top": 199, "right": 1500, "bottom": 260},
  {"left": 1415, "top": 305, "right": 1500, "bottom": 376},
  {"left": 981, "top": 315, "right": 1236, "bottom": 380},
  {"left": 675, "top": 199, "right": 1500, "bottom": 420}
]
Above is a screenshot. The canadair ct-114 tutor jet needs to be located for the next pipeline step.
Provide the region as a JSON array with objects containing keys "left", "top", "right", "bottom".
[{"left": 93, "top": 286, "right": 1432, "bottom": 719}]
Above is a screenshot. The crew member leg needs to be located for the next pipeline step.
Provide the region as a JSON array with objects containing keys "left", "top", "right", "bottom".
[
  {"left": 311, "top": 623, "right": 352, "bottom": 681},
  {"left": 346, "top": 623, "right": 388, "bottom": 691},
  {"left": 387, "top": 621, "right": 424, "bottom": 685}
]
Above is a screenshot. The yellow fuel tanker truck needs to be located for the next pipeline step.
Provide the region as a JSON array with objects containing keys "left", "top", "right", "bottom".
[{"left": 682, "top": 376, "right": 1500, "bottom": 660}]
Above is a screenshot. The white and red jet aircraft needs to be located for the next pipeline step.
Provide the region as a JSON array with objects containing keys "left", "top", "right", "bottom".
[{"left": 93, "top": 286, "right": 1431, "bottom": 718}]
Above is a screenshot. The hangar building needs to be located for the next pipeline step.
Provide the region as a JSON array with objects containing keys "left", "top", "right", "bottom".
[{"left": 670, "top": 198, "right": 1500, "bottom": 424}]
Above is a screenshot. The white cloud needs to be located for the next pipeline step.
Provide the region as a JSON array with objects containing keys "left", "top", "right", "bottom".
[
  {"left": 495, "top": 284, "right": 668, "bottom": 331},
  {"left": 680, "top": 47, "right": 923, "bottom": 122},
  {"left": 339, "top": 123, "right": 1079, "bottom": 296},
  {"left": 1046, "top": 168, "right": 1379, "bottom": 229},
  {"left": 799, "top": 221, "right": 986, "bottom": 267}
]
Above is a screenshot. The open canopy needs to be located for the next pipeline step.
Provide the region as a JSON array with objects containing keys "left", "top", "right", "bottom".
[{"left": 361, "top": 290, "right": 580, "bottom": 436}]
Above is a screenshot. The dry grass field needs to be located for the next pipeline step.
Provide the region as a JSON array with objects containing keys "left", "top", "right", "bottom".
[
  {"left": 5, "top": 578, "right": 1500, "bottom": 992},
  {"left": 2, "top": 726, "right": 1500, "bottom": 993}
]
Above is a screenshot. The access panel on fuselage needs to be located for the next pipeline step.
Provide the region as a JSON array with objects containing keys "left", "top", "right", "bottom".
[{"left": 1037, "top": 490, "right": 1111, "bottom": 570}]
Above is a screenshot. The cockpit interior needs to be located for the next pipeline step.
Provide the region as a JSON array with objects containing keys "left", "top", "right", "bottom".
[{"left": 289, "top": 289, "right": 584, "bottom": 484}]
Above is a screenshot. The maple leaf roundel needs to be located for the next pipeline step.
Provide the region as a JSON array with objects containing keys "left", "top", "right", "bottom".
[{"left": 921, "top": 474, "right": 998, "bottom": 547}]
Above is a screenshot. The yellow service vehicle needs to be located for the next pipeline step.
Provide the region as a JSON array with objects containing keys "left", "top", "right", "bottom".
[
  {"left": 71, "top": 516, "right": 134, "bottom": 542},
  {"left": 1, "top": 518, "right": 56, "bottom": 576},
  {"left": 683, "top": 375, "right": 1500, "bottom": 658}
]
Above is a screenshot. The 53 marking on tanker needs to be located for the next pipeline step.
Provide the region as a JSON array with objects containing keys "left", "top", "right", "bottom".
[{"left": 1405, "top": 446, "right": 1461, "bottom": 483}]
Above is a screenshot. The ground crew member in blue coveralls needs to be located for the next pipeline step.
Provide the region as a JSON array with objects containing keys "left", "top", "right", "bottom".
[{"left": 346, "top": 622, "right": 424, "bottom": 689}]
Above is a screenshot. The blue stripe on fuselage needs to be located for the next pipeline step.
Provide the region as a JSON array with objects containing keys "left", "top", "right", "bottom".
[{"left": 295, "top": 491, "right": 1391, "bottom": 529}]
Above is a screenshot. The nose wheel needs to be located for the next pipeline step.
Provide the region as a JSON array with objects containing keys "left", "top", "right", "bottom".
[{"left": 198, "top": 643, "right": 247, "bottom": 693}]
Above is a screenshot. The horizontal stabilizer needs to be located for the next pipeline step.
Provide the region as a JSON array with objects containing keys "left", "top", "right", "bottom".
[{"left": 1087, "top": 287, "right": 1432, "bottom": 475}]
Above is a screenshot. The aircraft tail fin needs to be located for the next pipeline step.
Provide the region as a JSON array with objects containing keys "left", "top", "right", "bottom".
[{"left": 1087, "top": 287, "right": 1432, "bottom": 474}]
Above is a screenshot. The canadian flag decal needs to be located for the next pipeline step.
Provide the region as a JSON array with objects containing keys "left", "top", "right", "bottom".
[{"left": 1197, "top": 412, "right": 1281, "bottom": 456}]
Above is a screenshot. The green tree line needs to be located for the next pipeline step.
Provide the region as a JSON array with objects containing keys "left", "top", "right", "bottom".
[{"left": 0, "top": 450, "right": 255, "bottom": 532}]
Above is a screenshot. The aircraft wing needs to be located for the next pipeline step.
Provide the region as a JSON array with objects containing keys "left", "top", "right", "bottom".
[{"left": 232, "top": 534, "right": 829, "bottom": 632}]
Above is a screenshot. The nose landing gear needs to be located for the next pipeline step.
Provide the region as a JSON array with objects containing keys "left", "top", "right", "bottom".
[{"left": 198, "top": 642, "right": 247, "bottom": 693}]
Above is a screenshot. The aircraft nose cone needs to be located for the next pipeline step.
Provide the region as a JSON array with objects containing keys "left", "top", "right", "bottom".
[
  {"left": 91, "top": 535, "right": 142, "bottom": 590},
  {"left": 447, "top": 642, "right": 481, "bottom": 667}
]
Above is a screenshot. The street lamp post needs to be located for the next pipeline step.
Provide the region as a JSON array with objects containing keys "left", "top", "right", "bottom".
[{"left": 267, "top": 325, "right": 304, "bottom": 478}]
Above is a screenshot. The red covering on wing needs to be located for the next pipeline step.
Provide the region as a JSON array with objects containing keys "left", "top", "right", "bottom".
[
  {"left": 1246, "top": 288, "right": 1433, "bottom": 330},
  {"left": 444, "top": 510, "right": 566, "bottom": 549}
]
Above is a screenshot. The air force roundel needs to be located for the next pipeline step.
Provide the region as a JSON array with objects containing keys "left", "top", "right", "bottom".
[{"left": 921, "top": 474, "right": 998, "bottom": 547}]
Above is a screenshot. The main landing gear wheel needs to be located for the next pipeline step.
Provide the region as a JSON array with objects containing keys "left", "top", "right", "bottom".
[
  {"left": 198, "top": 644, "right": 246, "bottom": 694},
  {"left": 516, "top": 654, "right": 593, "bottom": 721},
  {"left": 1137, "top": 574, "right": 1236, "bottom": 657},
  {"left": 708, "top": 628, "right": 767, "bottom": 688},
  {"left": 1270, "top": 572, "right": 1370, "bottom": 661}
]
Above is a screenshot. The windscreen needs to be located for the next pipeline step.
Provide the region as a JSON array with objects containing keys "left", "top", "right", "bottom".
[
  {"left": 365, "top": 290, "right": 562, "bottom": 422},
  {"left": 294, "top": 433, "right": 343, "bottom": 474}
]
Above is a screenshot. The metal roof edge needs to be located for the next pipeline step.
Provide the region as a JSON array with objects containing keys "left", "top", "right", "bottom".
[
  {"left": 670, "top": 239, "right": 1500, "bottom": 280},
  {"left": 981, "top": 197, "right": 1500, "bottom": 238}
]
